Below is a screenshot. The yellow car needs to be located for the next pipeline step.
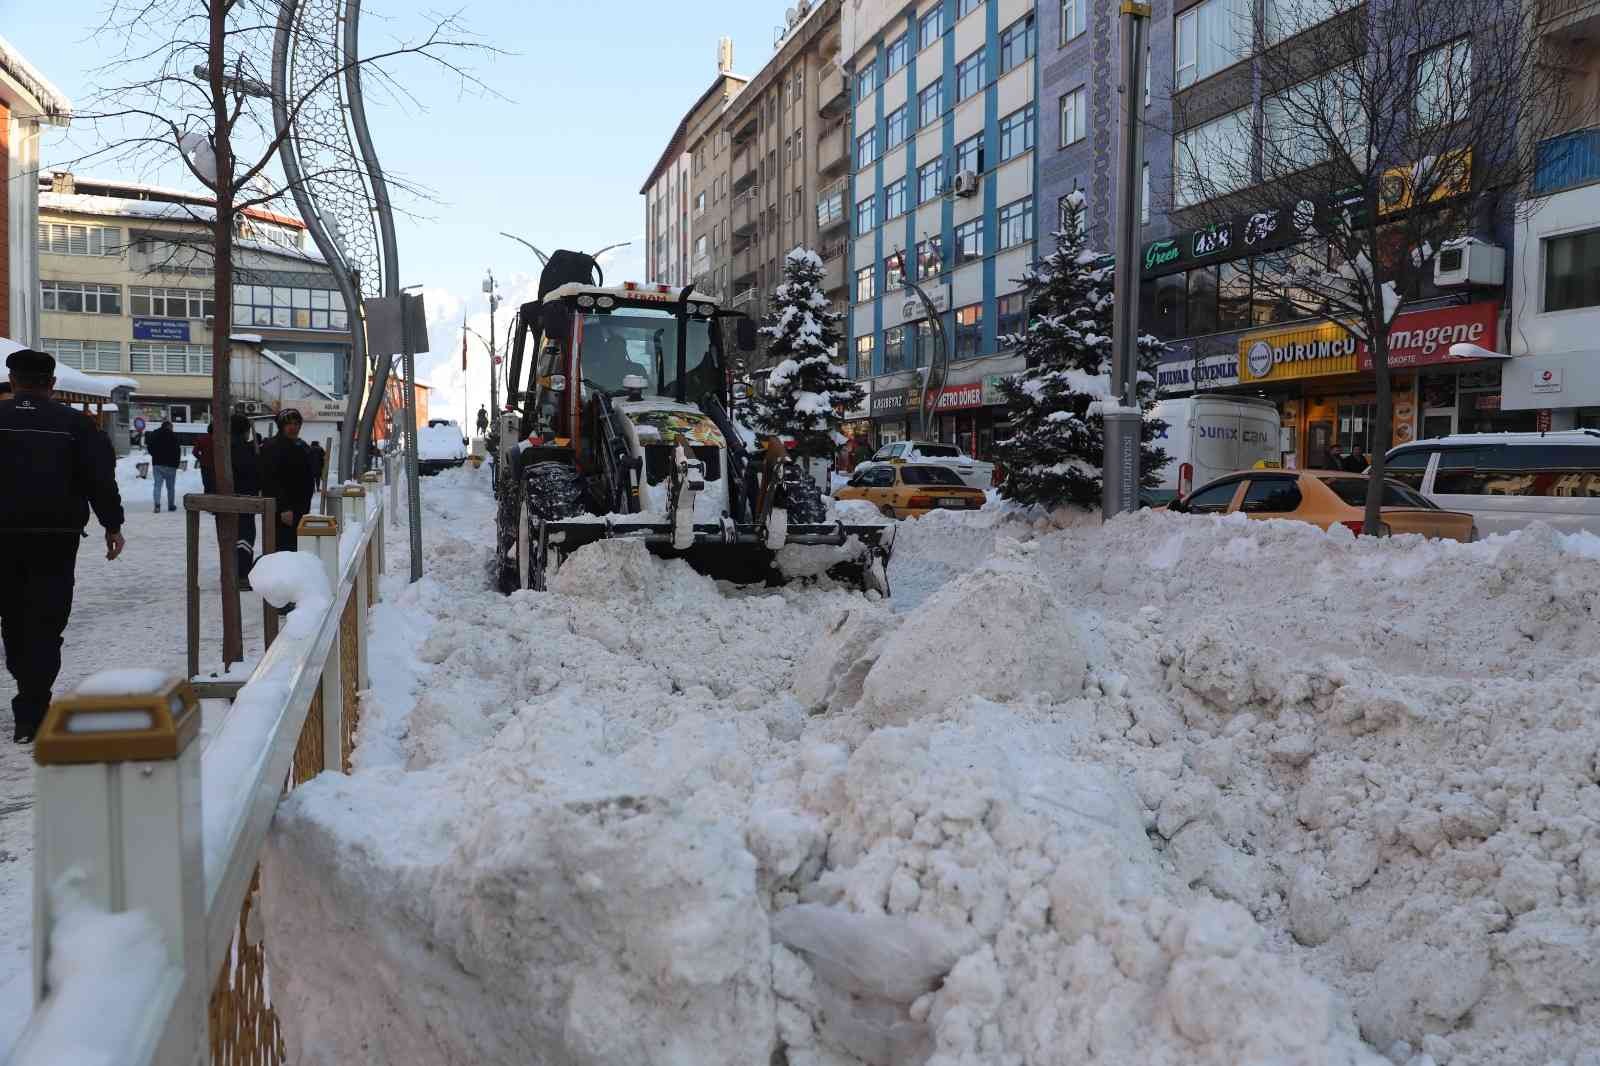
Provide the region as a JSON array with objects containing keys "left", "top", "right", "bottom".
[
  {"left": 836, "top": 463, "right": 987, "bottom": 519},
  {"left": 1169, "top": 470, "right": 1477, "bottom": 540}
]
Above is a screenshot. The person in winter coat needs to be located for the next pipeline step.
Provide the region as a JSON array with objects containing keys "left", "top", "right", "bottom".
[
  {"left": 227, "top": 413, "right": 262, "bottom": 587},
  {"left": 476, "top": 405, "right": 489, "bottom": 436},
  {"left": 258, "top": 409, "right": 317, "bottom": 553},
  {"left": 0, "top": 349, "right": 126, "bottom": 743},
  {"left": 193, "top": 424, "right": 216, "bottom": 495},
  {"left": 307, "top": 440, "right": 327, "bottom": 493},
  {"left": 145, "top": 418, "right": 181, "bottom": 512}
]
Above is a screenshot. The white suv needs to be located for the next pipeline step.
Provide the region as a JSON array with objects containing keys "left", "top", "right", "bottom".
[
  {"left": 1383, "top": 430, "right": 1600, "bottom": 535},
  {"left": 862, "top": 441, "right": 995, "bottom": 490}
]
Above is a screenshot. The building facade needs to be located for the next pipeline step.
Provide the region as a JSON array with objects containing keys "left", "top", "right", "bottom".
[
  {"left": 37, "top": 172, "right": 355, "bottom": 430},
  {"left": 844, "top": 0, "right": 1040, "bottom": 458},
  {"left": 643, "top": 127, "right": 692, "bottom": 287},
  {"left": 0, "top": 41, "right": 71, "bottom": 346}
]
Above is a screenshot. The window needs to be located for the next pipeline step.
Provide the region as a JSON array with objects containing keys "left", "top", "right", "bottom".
[
  {"left": 885, "top": 253, "right": 906, "bottom": 290},
  {"left": 999, "top": 197, "right": 1034, "bottom": 249},
  {"left": 956, "top": 50, "right": 986, "bottom": 102},
  {"left": 1218, "top": 259, "right": 1251, "bottom": 331},
  {"left": 1264, "top": 65, "right": 1365, "bottom": 175},
  {"left": 1175, "top": 0, "right": 1249, "bottom": 88},
  {"left": 918, "top": 158, "right": 945, "bottom": 203},
  {"left": 1174, "top": 108, "right": 1252, "bottom": 207},
  {"left": 998, "top": 292, "right": 1027, "bottom": 343},
  {"left": 955, "top": 133, "right": 984, "bottom": 176},
  {"left": 857, "top": 62, "right": 879, "bottom": 99},
  {"left": 232, "top": 284, "right": 346, "bottom": 330},
  {"left": 1186, "top": 265, "right": 1219, "bottom": 335},
  {"left": 1140, "top": 271, "right": 1186, "bottom": 339},
  {"left": 1240, "top": 477, "right": 1304, "bottom": 513},
  {"left": 857, "top": 193, "right": 879, "bottom": 234},
  {"left": 1183, "top": 478, "right": 1241, "bottom": 513},
  {"left": 855, "top": 333, "right": 876, "bottom": 371},
  {"left": 41, "top": 281, "right": 121, "bottom": 315},
  {"left": 856, "top": 127, "right": 880, "bottom": 168},
  {"left": 1000, "top": 104, "right": 1035, "bottom": 161},
  {"left": 129, "top": 342, "right": 212, "bottom": 376},
  {"left": 818, "top": 187, "right": 847, "bottom": 228},
  {"left": 856, "top": 264, "right": 878, "bottom": 302},
  {"left": 1060, "top": 87, "right": 1087, "bottom": 146},
  {"left": 955, "top": 304, "right": 983, "bottom": 358},
  {"left": 884, "top": 177, "right": 909, "bottom": 218},
  {"left": 919, "top": 6, "right": 944, "bottom": 46},
  {"left": 916, "top": 235, "right": 944, "bottom": 279},
  {"left": 887, "top": 33, "right": 910, "bottom": 74},
  {"left": 1320, "top": 476, "right": 1437, "bottom": 508},
  {"left": 1061, "top": 0, "right": 1086, "bottom": 42},
  {"left": 957, "top": 0, "right": 982, "bottom": 18},
  {"left": 1141, "top": 163, "right": 1151, "bottom": 224},
  {"left": 45, "top": 339, "right": 121, "bottom": 372},
  {"left": 1415, "top": 38, "right": 1472, "bottom": 129},
  {"left": 955, "top": 218, "right": 985, "bottom": 264},
  {"left": 884, "top": 325, "right": 907, "bottom": 371},
  {"left": 902, "top": 465, "right": 965, "bottom": 486},
  {"left": 36, "top": 223, "right": 120, "bottom": 257},
  {"left": 695, "top": 191, "right": 707, "bottom": 213},
  {"left": 1264, "top": 0, "right": 1342, "bottom": 45},
  {"left": 1001, "top": 13, "right": 1037, "bottom": 72},
  {"left": 919, "top": 79, "right": 945, "bottom": 126},
  {"left": 130, "top": 286, "right": 215, "bottom": 319},
  {"left": 908, "top": 319, "right": 935, "bottom": 365},
  {"left": 886, "top": 105, "right": 909, "bottom": 150},
  {"left": 1545, "top": 229, "right": 1600, "bottom": 312}
]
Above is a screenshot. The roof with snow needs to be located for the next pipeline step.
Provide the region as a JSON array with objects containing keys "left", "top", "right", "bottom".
[{"left": 0, "top": 34, "right": 70, "bottom": 124}]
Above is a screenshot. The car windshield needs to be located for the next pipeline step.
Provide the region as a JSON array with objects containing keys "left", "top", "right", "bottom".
[
  {"left": 579, "top": 310, "right": 718, "bottom": 401},
  {"left": 901, "top": 465, "right": 965, "bottom": 486},
  {"left": 1319, "top": 476, "right": 1437, "bottom": 509}
]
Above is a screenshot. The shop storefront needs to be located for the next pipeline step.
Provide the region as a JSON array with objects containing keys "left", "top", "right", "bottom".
[
  {"left": 870, "top": 386, "right": 924, "bottom": 446},
  {"left": 1233, "top": 301, "right": 1525, "bottom": 467}
]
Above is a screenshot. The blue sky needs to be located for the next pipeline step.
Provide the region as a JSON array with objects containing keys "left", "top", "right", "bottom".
[{"left": 5, "top": 0, "right": 794, "bottom": 420}]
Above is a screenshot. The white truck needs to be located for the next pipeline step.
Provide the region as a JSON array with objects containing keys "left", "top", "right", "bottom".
[{"left": 1148, "top": 396, "right": 1282, "bottom": 505}]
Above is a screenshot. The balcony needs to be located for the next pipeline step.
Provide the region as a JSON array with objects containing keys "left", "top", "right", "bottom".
[
  {"left": 731, "top": 245, "right": 758, "bottom": 288},
  {"left": 818, "top": 59, "right": 847, "bottom": 118},
  {"left": 820, "top": 243, "right": 846, "bottom": 294},
  {"left": 732, "top": 187, "right": 760, "bottom": 237},
  {"left": 817, "top": 124, "right": 847, "bottom": 176},
  {"left": 731, "top": 148, "right": 756, "bottom": 194},
  {"left": 816, "top": 180, "right": 848, "bottom": 235},
  {"left": 731, "top": 285, "right": 759, "bottom": 309},
  {"left": 1533, "top": 125, "right": 1600, "bottom": 197},
  {"left": 730, "top": 105, "right": 759, "bottom": 146}
]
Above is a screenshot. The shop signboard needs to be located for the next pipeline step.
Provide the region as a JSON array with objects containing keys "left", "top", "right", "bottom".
[
  {"left": 981, "top": 373, "right": 1013, "bottom": 406},
  {"left": 1239, "top": 302, "right": 1500, "bottom": 384},
  {"left": 933, "top": 382, "right": 984, "bottom": 411},
  {"left": 133, "top": 317, "right": 191, "bottom": 342},
  {"left": 1141, "top": 199, "right": 1317, "bottom": 278},
  {"left": 1156, "top": 352, "right": 1241, "bottom": 393},
  {"left": 871, "top": 387, "right": 921, "bottom": 419}
]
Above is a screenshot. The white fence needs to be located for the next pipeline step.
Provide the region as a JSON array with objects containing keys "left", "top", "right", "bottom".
[{"left": 12, "top": 470, "right": 390, "bottom": 1066}]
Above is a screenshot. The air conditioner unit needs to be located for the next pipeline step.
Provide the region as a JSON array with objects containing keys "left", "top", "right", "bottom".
[
  {"left": 1434, "top": 238, "right": 1504, "bottom": 289},
  {"left": 954, "top": 170, "right": 980, "bottom": 198}
]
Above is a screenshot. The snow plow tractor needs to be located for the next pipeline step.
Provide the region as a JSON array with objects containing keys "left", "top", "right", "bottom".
[{"left": 491, "top": 250, "right": 893, "bottom": 595}]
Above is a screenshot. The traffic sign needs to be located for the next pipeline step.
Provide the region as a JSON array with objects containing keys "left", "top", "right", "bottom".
[{"left": 133, "top": 417, "right": 147, "bottom": 432}]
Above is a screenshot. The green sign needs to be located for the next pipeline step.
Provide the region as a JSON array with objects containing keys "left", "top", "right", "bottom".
[{"left": 1144, "top": 239, "right": 1180, "bottom": 271}]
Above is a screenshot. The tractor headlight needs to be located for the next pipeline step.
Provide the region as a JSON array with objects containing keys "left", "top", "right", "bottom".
[
  {"left": 549, "top": 374, "right": 567, "bottom": 392},
  {"left": 576, "top": 295, "right": 596, "bottom": 308},
  {"left": 596, "top": 295, "right": 617, "bottom": 310}
]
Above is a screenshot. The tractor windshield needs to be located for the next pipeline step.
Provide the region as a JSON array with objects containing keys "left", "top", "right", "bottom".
[{"left": 579, "top": 309, "right": 721, "bottom": 403}]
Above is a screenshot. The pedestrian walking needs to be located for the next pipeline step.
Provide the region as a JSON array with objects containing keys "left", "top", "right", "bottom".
[
  {"left": 308, "top": 439, "right": 327, "bottom": 490},
  {"left": 229, "top": 412, "right": 261, "bottom": 588},
  {"left": 476, "top": 405, "right": 489, "bottom": 436},
  {"left": 0, "top": 349, "right": 125, "bottom": 743},
  {"left": 146, "top": 417, "right": 181, "bottom": 512},
  {"left": 258, "top": 408, "right": 316, "bottom": 553},
  {"left": 193, "top": 422, "right": 216, "bottom": 495}
]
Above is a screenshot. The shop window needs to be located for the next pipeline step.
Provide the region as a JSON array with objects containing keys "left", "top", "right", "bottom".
[
  {"left": 1239, "top": 477, "right": 1303, "bottom": 513},
  {"left": 1217, "top": 260, "right": 1251, "bottom": 332},
  {"left": 1186, "top": 265, "right": 1219, "bottom": 335},
  {"left": 1544, "top": 229, "right": 1600, "bottom": 312}
]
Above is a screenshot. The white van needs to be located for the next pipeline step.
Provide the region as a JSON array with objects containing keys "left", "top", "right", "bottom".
[
  {"left": 1382, "top": 430, "right": 1600, "bottom": 535},
  {"left": 1148, "top": 396, "right": 1282, "bottom": 505}
]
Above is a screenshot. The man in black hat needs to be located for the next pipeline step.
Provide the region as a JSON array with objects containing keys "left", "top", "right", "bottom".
[
  {"left": 258, "top": 407, "right": 316, "bottom": 553},
  {"left": 0, "top": 348, "right": 125, "bottom": 743}
]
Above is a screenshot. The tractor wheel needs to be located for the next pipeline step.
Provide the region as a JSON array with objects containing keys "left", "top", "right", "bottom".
[
  {"left": 520, "top": 462, "right": 589, "bottom": 591},
  {"left": 779, "top": 462, "right": 828, "bottom": 525}
]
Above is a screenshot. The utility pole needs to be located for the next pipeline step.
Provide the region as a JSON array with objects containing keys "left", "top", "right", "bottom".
[
  {"left": 484, "top": 270, "right": 501, "bottom": 420},
  {"left": 1103, "top": 2, "right": 1151, "bottom": 520}
]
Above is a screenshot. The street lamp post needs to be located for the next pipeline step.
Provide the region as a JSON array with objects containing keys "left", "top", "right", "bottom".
[
  {"left": 892, "top": 249, "right": 948, "bottom": 441},
  {"left": 483, "top": 270, "right": 501, "bottom": 420}
]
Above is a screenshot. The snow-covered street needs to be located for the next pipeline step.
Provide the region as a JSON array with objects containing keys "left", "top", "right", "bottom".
[{"left": 234, "top": 464, "right": 1600, "bottom": 1065}]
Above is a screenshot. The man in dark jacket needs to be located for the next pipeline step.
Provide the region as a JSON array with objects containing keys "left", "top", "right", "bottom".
[
  {"left": 0, "top": 349, "right": 126, "bottom": 743},
  {"left": 193, "top": 423, "right": 216, "bottom": 494},
  {"left": 228, "top": 412, "right": 262, "bottom": 586},
  {"left": 145, "top": 418, "right": 181, "bottom": 512},
  {"left": 258, "top": 408, "right": 316, "bottom": 552}
]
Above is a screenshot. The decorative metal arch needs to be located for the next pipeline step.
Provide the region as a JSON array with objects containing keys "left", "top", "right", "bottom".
[{"left": 271, "top": 0, "right": 401, "bottom": 478}]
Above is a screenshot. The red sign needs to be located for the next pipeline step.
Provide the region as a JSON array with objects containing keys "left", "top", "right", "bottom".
[
  {"left": 1356, "top": 302, "right": 1499, "bottom": 372},
  {"left": 934, "top": 382, "right": 985, "bottom": 411},
  {"left": 1537, "top": 409, "right": 1553, "bottom": 432}
]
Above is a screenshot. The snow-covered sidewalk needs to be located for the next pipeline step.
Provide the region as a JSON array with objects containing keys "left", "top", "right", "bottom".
[{"left": 256, "top": 469, "right": 1600, "bottom": 1066}]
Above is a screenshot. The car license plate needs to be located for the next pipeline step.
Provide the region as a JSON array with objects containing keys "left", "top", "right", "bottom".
[{"left": 939, "top": 497, "right": 966, "bottom": 507}]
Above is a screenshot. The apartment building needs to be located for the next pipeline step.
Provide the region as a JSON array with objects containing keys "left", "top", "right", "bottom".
[
  {"left": 37, "top": 172, "right": 355, "bottom": 428},
  {"left": 719, "top": 0, "right": 848, "bottom": 372},
  {"left": 1, "top": 40, "right": 71, "bottom": 346},
  {"left": 643, "top": 129, "right": 692, "bottom": 287},
  {"left": 1506, "top": 0, "right": 1600, "bottom": 429},
  {"left": 843, "top": 0, "right": 1040, "bottom": 457}
]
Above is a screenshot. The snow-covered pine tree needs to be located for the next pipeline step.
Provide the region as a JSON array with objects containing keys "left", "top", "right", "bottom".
[
  {"left": 994, "top": 193, "right": 1167, "bottom": 509},
  {"left": 748, "top": 247, "right": 865, "bottom": 461}
]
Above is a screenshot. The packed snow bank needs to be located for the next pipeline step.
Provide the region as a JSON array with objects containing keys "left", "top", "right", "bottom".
[{"left": 262, "top": 476, "right": 1600, "bottom": 1066}]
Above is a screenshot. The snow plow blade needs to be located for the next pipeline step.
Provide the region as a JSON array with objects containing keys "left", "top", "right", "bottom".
[{"left": 543, "top": 519, "right": 895, "bottom": 594}]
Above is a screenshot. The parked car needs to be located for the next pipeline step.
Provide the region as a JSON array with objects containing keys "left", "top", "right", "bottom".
[
  {"left": 859, "top": 440, "right": 995, "bottom": 489},
  {"left": 1148, "top": 395, "right": 1283, "bottom": 505},
  {"left": 1382, "top": 429, "right": 1600, "bottom": 535},
  {"left": 1167, "top": 469, "right": 1477, "bottom": 541},
  {"left": 417, "top": 418, "right": 470, "bottom": 475},
  {"left": 836, "top": 463, "right": 987, "bottom": 519}
]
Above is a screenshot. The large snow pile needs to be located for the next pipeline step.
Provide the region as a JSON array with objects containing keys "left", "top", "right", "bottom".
[{"left": 261, "top": 477, "right": 1600, "bottom": 1066}]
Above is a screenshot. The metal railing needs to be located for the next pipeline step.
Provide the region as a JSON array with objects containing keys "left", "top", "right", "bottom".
[
  {"left": 1532, "top": 125, "right": 1600, "bottom": 197},
  {"left": 12, "top": 470, "right": 390, "bottom": 1065}
]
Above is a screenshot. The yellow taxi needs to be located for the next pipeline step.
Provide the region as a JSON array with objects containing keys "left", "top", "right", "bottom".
[
  {"left": 1169, "top": 470, "right": 1477, "bottom": 540},
  {"left": 836, "top": 463, "right": 987, "bottom": 519}
]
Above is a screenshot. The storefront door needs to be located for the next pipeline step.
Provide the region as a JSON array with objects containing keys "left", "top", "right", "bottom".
[{"left": 1336, "top": 401, "right": 1379, "bottom": 456}]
